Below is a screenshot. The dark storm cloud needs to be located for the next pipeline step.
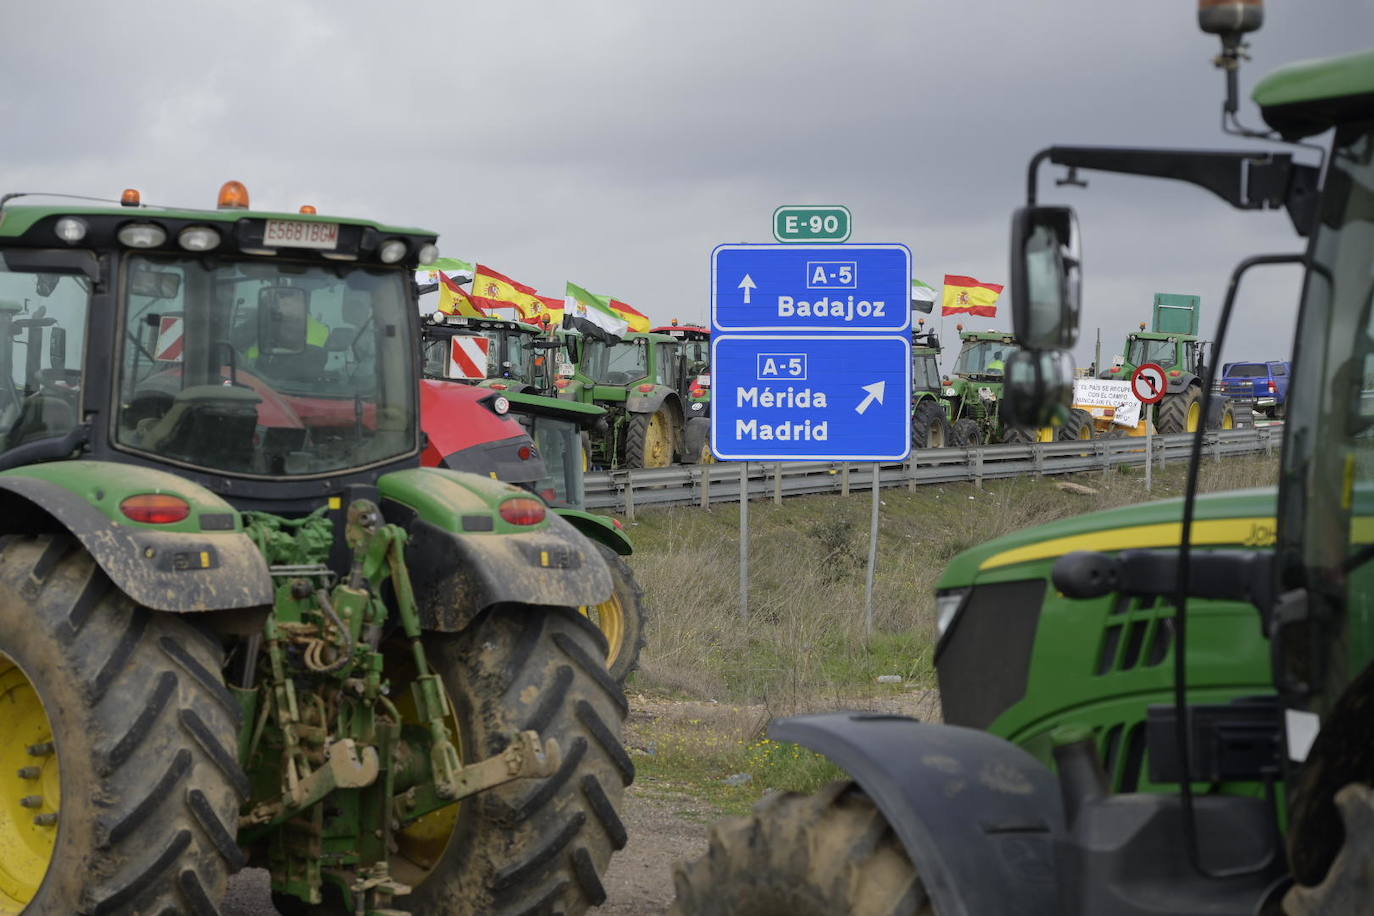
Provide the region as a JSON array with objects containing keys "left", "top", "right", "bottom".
[{"left": 3, "top": 0, "right": 1369, "bottom": 367}]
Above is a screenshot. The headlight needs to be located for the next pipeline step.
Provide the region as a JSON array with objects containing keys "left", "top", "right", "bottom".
[
  {"left": 178, "top": 226, "right": 221, "bottom": 251},
  {"left": 118, "top": 222, "right": 167, "bottom": 248},
  {"left": 492, "top": 396, "right": 510, "bottom": 415},
  {"left": 935, "top": 588, "right": 970, "bottom": 637},
  {"left": 416, "top": 243, "right": 439, "bottom": 266},
  {"left": 54, "top": 217, "right": 88, "bottom": 243},
  {"left": 378, "top": 239, "right": 407, "bottom": 263}
]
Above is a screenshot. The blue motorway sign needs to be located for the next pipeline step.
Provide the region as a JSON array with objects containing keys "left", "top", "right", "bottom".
[
  {"left": 710, "top": 335, "right": 911, "bottom": 461},
  {"left": 711, "top": 243, "right": 911, "bottom": 333}
]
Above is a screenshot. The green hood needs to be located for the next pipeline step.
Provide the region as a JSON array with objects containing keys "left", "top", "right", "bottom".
[{"left": 937, "top": 487, "right": 1277, "bottom": 589}]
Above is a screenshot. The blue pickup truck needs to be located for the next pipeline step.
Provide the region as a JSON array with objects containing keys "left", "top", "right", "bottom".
[{"left": 1220, "top": 360, "right": 1290, "bottom": 417}]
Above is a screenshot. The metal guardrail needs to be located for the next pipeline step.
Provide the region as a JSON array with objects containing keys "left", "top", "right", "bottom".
[{"left": 583, "top": 427, "right": 1279, "bottom": 514}]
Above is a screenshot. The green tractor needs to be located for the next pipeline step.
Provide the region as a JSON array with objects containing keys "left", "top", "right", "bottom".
[
  {"left": 0, "top": 183, "right": 630, "bottom": 916},
  {"left": 674, "top": 8, "right": 1374, "bottom": 915},
  {"left": 910, "top": 318, "right": 953, "bottom": 448},
  {"left": 1098, "top": 293, "right": 1251, "bottom": 432},
  {"left": 652, "top": 323, "right": 713, "bottom": 463},
  {"left": 557, "top": 330, "right": 693, "bottom": 469},
  {"left": 944, "top": 328, "right": 1082, "bottom": 444},
  {"left": 419, "top": 311, "right": 556, "bottom": 394}
]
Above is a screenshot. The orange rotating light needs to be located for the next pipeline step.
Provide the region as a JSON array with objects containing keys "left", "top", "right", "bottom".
[{"left": 217, "top": 181, "right": 250, "bottom": 210}]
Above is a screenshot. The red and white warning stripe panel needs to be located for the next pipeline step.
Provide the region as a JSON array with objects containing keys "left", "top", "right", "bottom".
[
  {"left": 155, "top": 316, "right": 184, "bottom": 362},
  {"left": 448, "top": 336, "right": 491, "bottom": 379}
]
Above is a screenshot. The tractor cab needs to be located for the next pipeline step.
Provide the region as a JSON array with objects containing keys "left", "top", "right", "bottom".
[
  {"left": 652, "top": 322, "right": 711, "bottom": 418},
  {"left": 942, "top": 329, "right": 1032, "bottom": 444},
  {"left": 420, "top": 311, "right": 551, "bottom": 393}
]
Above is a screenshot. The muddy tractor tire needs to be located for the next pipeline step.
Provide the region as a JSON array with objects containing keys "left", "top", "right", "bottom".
[
  {"left": 1058, "top": 407, "right": 1095, "bottom": 441},
  {"left": 625, "top": 407, "right": 675, "bottom": 468},
  {"left": 911, "top": 400, "right": 951, "bottom": 449},
  {"left": 1156, "top": 385, "right": 1202, "bottom": 434},
  {"left": 950, "top": 418, "right": 982, "bottom": 447},
  {"left": 1205, "top": 397, "right": 1237, "bottom": 431},
  {"left": 671, "top": 780, "right": 930, "bottom": 916},
  {"left": 383, "top": 606, "right": 633, "bottom": 916},
  {"left": 683, "top": 417, "right": 715, "bottom": 465},
  {"left": 1000, "top": 425, "right": 1039, "bottom": 445},
  {"left": 0, "top": 535, "right": 244, "bottom": 916},
  {"left": 583, "top": 541, "right": 648, "bottom": 684}
]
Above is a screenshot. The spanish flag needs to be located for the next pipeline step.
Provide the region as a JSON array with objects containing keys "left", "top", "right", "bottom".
[
  {"left": 473, "top": 264, "right": 547, "bottom": 324},
  {"left": 941, "top": 275, "right": 1003, "bottom": 317},
  {"left": 437, "top": 272, "right": 487, "bottom": 317},
  {"left": 536, "top": 295, "right": 564, "bottom": 329},
  {"left": 609, "top": 299, "right": 650, "bottom": 333}
]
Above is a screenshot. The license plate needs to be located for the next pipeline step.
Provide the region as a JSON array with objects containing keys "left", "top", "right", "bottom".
[{"left": 263, "top": 219, "right": 339, "bottom": 250}]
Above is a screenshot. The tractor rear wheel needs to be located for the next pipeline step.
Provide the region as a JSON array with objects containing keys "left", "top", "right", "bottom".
[
  {"left": 582, "top": 541, "right": 648, "bottom": 684},
  {"left": 683, "top": 417, "right": 715, "bottom": 464},
  {"left": 1157, "top": 386, "right": 1202, "bottom": 433},
  {"left": 1206, "top": 397, "right": 1236, "bottom": 431},
  {"left": 387, "top": 606, "right": 632, "bottom": 915},
  {"left": 1000, "top": 425, "right": 1039, "bottom": 444},
  {"left": 911, "top": 401, "right": 950, "bottom": 449},
  {"left": 1058, "top": 408, "right": 1095, "bottom": 441},
  {"left": 625, "top": 408, "right": 674, "bottom": 468},
  {"left": 950, "top": 418, "right": 982, "bottom": 447},
  {"left": 0, "top": 535, "right": 244, "bottom": 916},
  {"left": 670, "top": 781, "right": 930, "bottom": 916}
]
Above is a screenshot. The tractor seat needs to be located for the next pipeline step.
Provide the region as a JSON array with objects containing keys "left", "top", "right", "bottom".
[{"left": 255, "top": 345, "right": 329, "bottom": 382}]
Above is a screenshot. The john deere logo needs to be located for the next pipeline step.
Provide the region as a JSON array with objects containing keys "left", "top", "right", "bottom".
[{"left": 1242, "top": 522, "right": 1277, "bottom": 548}]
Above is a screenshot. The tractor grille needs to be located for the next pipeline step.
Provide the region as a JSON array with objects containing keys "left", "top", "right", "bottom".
[
  {"left": 1095, "top": 595, "right": 1175, "bottom": 675},
  {"left": 937, "top": 580, "right": 1046, "bottom": 729},
  {"left": 1099, "top": 720, "right": 1149, "bottom": 792}
]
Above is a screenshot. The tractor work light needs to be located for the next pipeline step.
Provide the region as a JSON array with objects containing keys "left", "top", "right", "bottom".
[
  {"left": 492, "top": 396, "right": 510, "bottom": 415},
  {"left": 120, "top": 188, "right": 141, "bottom": 207},
  {"left": 178, "top": 226, "right": 221, "bottom": 252},
  {"left": 217, "top": 180, "right": 250, "bottom": 209},
  {"left": 54, "top": 217, "right": 88, "bottom": 243},
  {"left": 117, "top": 223, "right": 167, "bottom": 248},
  {"left": 417, "top": 243, "right": 439, "bottom": 266},
  {"left": 378, "top": 239, "right": 407, "bottom": 264},
  {"left": 120, "top": 493, "right": 191, "bottom": 524},
  {"left": 299, "top": 205, "right": 317, "bottom": 214},
  {"left": 498, "top": 497, "right": 546, "bottom": 526}
]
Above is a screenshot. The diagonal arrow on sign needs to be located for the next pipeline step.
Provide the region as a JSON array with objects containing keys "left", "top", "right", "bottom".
[{"left": 855, "top": 380, "right": 886, "bottom": 415}]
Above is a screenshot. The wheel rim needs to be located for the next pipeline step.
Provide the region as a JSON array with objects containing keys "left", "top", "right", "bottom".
[
  {"left": 0, "top": 652, "right": 59, "bottom": 915},
  {"left": 1222, "top": 411, "right": 1234, "bottom": 430},
  {"left": 1078, "top": 423, "right": 1093, "bottom": 441},
  {"left": 580, "top": 591, "right": 626, "bottom": 669},
  {"left": 929, "top": 422, "right": 946, "bottom": 448},
  {"left": 645, "top": 412, "right": 672, "bottom": 467},
  {"left": 1187, "top": 400, "right": 1201, "bottom": 432},
  {"left": 389, "top": 646, "right": 462, "bottom": 887}
]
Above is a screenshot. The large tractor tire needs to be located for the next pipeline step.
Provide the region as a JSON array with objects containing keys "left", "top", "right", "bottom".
[
  {"left": 1205, "top": 397, "right": 1237, "bottom": 431},
  {"left": 582, "top": 541, "right": 648, "bottom": 684},
  {"left": 682, "top": 417, "right": 715, "bottom": 465},
  {"left": 0, "top": 535, "right": 244, "bottom": 916},
  {"left": 625, "top": 408, "right": 675, "bottom": 468},
  {"left": 950, "top": 418, "right": 982, "bottom": 447},
  {"left": 1000, "top": 425, "right": 1039, "bottom": 445},
  {"left": 1058, "top": 407, "right": 1095, "bottom": 441},
  {"left": 383, "top": 606, "right": 632, "bottom": 916},
  {"left": 1156, "top": 386, "right": 1202, "bottom": 434},
  {"left": 910, "top": 400, "right": 951, "bottom": 449},
  {"left": 671, "top": 781, "right": 930, "bottom": 916}
]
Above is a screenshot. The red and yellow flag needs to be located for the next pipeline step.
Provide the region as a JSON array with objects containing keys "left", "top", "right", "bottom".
[
  {"left": 535, "top": 295, "right": 564, "bottom": 329},
  {"left": 473, "top": 264, "right": 548, "bottom": 323},
  {"left": 437, "top": 272, "right": 487, "bottom": 317},
  {"left": 609, "top": 298, "right": 650, "bottom": 333},
  {"left": 941, "top": 275, "right": 1003, "bottom": 317}
]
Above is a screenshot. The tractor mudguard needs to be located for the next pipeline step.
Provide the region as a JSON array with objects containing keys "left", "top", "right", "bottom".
[
  {"left": 625, "top": 387, "right": 677, "bottom": 416},
  {"left": 1166, "top": 372, "right": 1198, "bottom": 395},
  {"left": 771, "top": 713, "right": 1064, "bottom": 916},
  {"left": 0, "top": 466, "right": 271, "bottom": 612},
  {"left": 392, "top": 508, "right": 613, "bottom": 631},
  {"left": 555, "top": 507, "right": 632, "bottom": 556}
]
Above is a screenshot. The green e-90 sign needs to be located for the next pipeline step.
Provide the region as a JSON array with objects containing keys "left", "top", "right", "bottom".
[{"left": 773, "top": 205, "right": 851, "bottom": 243}]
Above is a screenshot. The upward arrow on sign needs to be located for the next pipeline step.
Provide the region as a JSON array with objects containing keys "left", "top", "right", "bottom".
[{"left": 738, "top": 274, "right": 756, "bottom": 304}]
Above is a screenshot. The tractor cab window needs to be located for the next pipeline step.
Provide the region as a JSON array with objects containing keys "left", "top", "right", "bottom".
[
  {"left": 1127, "top": 337, "right": 1177, "bottom": 367},
  {"left": 912, "top": 353, "right": 942, "bottom": 391},
  {"left": 954, "top": 339, "right": 1018, "bottom": 377},
  {"left": 0, "top": 258, "right": 89, "bottom": 451},
  {"left": 584, "top": 338, "right": 648, "bottom": 385},
  {"left": 497, "top": 332, "right": 532, "bottom": 382},
  {"left": 654, "top": 344, "right": 675, "bottom": 387},
  {"left": 528, "top": 415, "right": 584, "bottom": 509},
  {"left": 421, "top": 335, "right": 450, "bottom": 378},
  {"left": 115, "top": 256, "right": 416, "bottom": 478}
]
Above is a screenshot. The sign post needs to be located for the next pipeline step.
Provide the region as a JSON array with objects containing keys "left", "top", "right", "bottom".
[
  {"left": 1131, "top": 362, "right": 1168, "bottom": 492},
  {"left": 711, "top": 241, "right": 911, "bottom": 628}
]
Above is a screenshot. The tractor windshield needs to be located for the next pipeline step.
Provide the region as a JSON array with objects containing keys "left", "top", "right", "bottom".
[
  {"left": 527, "top": 415, "right": 585, "bottom": 509},
  {"left": 912, "top": 352, "right": 942, "bottom": 391},
  {"left": 954, "top": 339, "right": 1018, "bottom": 377},
  {"left": 1127, "top": 337, "right": 1178, "bottom": 367},
  {"left": 495, "top": 331, "right": 533, "bottom": 382},
  {"left": 0, "top": 259, "right": 89, "bottom": 452},
  {"left": 582, "top": 338, "right": 648, "bottom": 385},
  {"left": 114, "top": 256, "right": 416, "bottom": 477}
]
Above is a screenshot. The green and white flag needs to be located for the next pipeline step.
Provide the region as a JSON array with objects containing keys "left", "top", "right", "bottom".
[
  {"left": 564, "top": 281, "right": 629, "bottom": 341},
  {"left": 911, "top": 277, "right": 937, "bottom": 313}
]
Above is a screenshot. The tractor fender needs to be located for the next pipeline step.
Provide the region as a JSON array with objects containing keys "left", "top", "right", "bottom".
[
  {"left": 555, "top": 508, "right": 632, "bottom": 556},
  {"left": 387, "top": 502, "right": 613, "bottom": 631},
  {"left": 771, "top": 713, "right": 1064, "bottom": 916},
  {"left": 1166, "top": 372, "right": 1199, "bottom": 395},
  {"left": 0, "top": 470, "right": 271, "bottom": 612},
  {"left": 625, "top": 387, "right": 680, "bottom": 419}
]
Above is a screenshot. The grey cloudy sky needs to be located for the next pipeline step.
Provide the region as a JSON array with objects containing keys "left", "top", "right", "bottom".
[{"left": 5, "top": 0, "right": 1372, "bottom": 369}]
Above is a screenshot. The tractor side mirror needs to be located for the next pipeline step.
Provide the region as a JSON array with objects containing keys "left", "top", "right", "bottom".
[
  {"left": 1010, "top": 206, "right": 1081, "bottom": 350},
  {"left": 1001, "top": 349, "right": 1074, "bottom": 427},
  {"left": 258, "top": 286, "right": 310, "bottom": 354}
]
